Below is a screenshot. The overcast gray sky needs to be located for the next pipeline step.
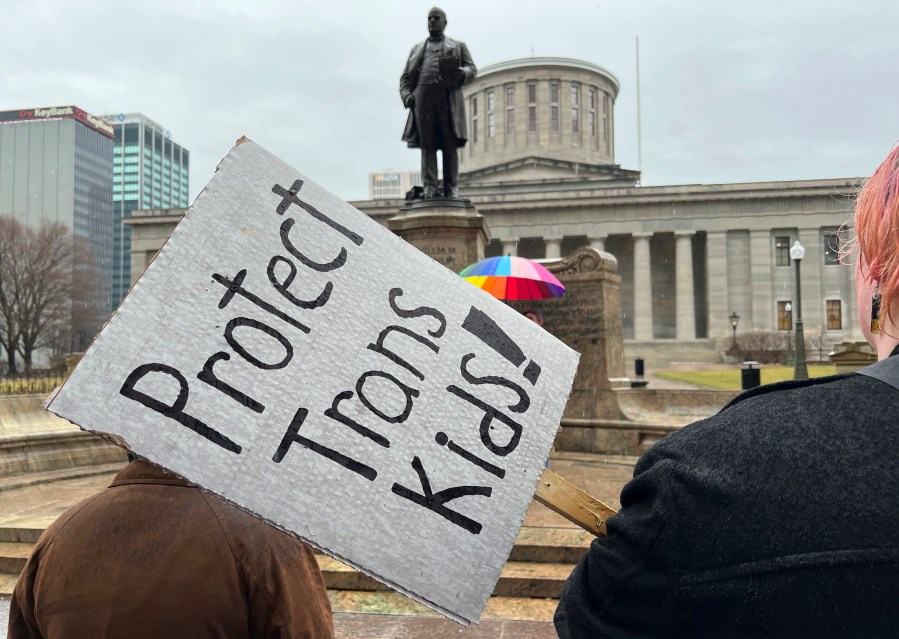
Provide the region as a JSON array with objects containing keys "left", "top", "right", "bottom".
[{"left": 2, "top": 1, "right": 896, "bottom": 202}]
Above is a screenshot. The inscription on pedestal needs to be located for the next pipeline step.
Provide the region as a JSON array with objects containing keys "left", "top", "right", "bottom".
[
  {"left": 421, "top": 244, "right": 461, "bottom": 269},
  {"left": 387, "top": 205, "right": 489, "bottom": 274},
  {"left": 541, "top": 287, "right": 603, "bottom": 342}
]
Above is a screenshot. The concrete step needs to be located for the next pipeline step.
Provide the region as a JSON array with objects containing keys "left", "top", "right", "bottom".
[
  {"left": 508, "top": 526, "right": 592, "bottom": 563},
  {"left": 316, "top": 554, "right": 573, "bottom": 599},
  {"left": 328, "top": 589, "right": 558, "bottom": 622},
  {"left": 0, "top": 525, "right": 588, "bottom": 598},
  {"left": 0, "top": 571, "right": 17, "bottom": 597},
  {"left": 0, "top": 462, "right": 126, "bottom": 493},
  {"left": 0, "top": 430, "right": 127, "bottom": 484},
  {"left": 0, "top": 542, "right": 31, "bottom": 574},
  {"left": 0, "top": 520, "right": 48, "bottom": 543}
]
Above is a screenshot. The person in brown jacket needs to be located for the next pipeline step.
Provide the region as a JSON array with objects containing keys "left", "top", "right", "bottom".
[{"left": 8, "top": 458, "right": 334, "bottom": 638}]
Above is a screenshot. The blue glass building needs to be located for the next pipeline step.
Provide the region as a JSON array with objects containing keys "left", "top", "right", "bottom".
[{"left": 102, "top": 113, "right": 189, "bottom": 308}]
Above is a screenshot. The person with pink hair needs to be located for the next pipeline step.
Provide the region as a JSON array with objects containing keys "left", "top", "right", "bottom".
[
  {"left": 554, "top": 147, "right": 899, "bottom": 637},
  {"left": 851, "top": 144, "right": 899, "bottom": 357}
]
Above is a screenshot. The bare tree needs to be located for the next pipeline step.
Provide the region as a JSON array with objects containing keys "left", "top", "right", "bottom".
[
  {"left": 0, "top": 216, "right": 103, "bottom": 375},
  {"left": 807, "top": 325, "right": 834, "bottom": 363},
  {"left": 0, "top": 217, "right": 26, "bottom": 375}
]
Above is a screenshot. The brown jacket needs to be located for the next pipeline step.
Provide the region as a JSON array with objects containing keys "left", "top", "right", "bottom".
[{"left": 8, "top": 460, "right": 333, "bottom": 638}]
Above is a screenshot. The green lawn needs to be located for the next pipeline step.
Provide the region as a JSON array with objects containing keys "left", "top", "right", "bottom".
[{"left": 655, "top": 365, "right": 837, "bottom": 390}]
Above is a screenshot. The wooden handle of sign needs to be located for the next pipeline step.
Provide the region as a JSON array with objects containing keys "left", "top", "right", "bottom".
[{"left": 534, "top": 469, "right": 618, "bottom": 536}]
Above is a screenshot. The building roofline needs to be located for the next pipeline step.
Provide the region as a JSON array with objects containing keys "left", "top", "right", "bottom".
[
  {"left": 101, "top": 113, "right": 174, "bottom": 138},
  {"left": 461, "top": 156, "right": 639, "bottom": 181},
  {"left": 350, "top": 176, "right": 865, "bottom": 215},
  {"left": 0, "top": 105, "right": 115, "bottom": 139},
  {"left": 477, "top": 57, "right": 620, "bottom": 94}
]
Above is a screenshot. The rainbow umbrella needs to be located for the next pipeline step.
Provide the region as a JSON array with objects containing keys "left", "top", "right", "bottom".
[{"left": 459, "top": 255, "right": 566, "bottom": 301}]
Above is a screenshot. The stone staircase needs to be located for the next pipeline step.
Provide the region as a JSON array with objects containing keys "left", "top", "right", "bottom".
[
  {"left": 0, "top": 393, "right": 633, "bottom": 624},
  {"left": 0, "top": 520, "right": 589, "bottom": 620}
]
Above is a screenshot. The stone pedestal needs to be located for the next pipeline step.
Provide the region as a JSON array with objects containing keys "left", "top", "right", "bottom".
[
  {"left": 829, "top": 341, "right": 876, "bottom": 373},
  {"left": 387, "top": 199, "right": 489, "bottom": 273},
  {"left": 511, "top": 248, "right": 628, "bottom": 451}
]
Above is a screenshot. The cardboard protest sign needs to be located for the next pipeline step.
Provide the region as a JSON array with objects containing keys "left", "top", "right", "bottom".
[{"left": 46, "top": 138, "right": 579, "bottom": 625}]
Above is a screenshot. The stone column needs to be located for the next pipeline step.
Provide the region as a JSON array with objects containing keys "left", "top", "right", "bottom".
[
  {"left": 545, "top": 237, "right": 563, "bottom": 259},
  {"left": 589, "top": 236, "right": 606, "bottom": 252},
  {"left": 749, "top": 229, "right": 771, "bottom": 330},
  {"left": 633, "top": 232, "right": 653, "bottom": 340},
  {"left": 706, "top": 231, "right": 729, "bottom": 338},
  {"left": 501, "top": 237, "right": 519, "bottom": 256},
  {"left": 675, "top": 231, "right": 696, "bottom": 340},
  {"left": 798, "top": 228, "right": 823, "bottom": 334}
]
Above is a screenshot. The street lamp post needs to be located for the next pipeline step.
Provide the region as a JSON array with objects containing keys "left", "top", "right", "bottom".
[
  {"left": 784, "top": 302, "right": 793, "bottom": 365},
  {"left": 790, "top": 241, "right": 808, "bottom": 380},
  {"left": 729, "top": 311, "right": 740, "bottom": 349}
]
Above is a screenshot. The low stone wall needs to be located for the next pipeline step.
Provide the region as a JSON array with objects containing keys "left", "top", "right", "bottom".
[
  {"left": 553, "top": 388, "right": 738, "bottom": 456},
  {"left": 0, "top": 395, "right": 75, "bottom": 437},
  {"left": 0, "top": 395, "right": 126, "bottom": 479},
  {"left": 614, "top": 388, "right": 738, "bottom": 426},
  {"left": 1, "top": 430, "right": 127, "bottom": 478},
  {"left": 555, "top": 418, "right": 680, "bottom": 456}
]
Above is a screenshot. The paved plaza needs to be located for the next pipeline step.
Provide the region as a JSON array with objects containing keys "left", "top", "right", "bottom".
[{"left": 0, "top": 450, "right": 638, "bottom": 637}]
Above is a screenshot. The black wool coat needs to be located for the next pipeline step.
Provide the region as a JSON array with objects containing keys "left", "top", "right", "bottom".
[{"left": 555, "top": 371, "right": 899, "bottom": 638}]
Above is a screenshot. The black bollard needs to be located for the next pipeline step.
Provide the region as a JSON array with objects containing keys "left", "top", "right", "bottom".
[
  {"left": 631, "top": 357, "right": 648, "bottom": 388},
  {"left": 741, "top": 361, "right": 761, "bottom": 390}
]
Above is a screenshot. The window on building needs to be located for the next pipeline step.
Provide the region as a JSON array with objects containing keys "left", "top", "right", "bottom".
[
  {"left": 823, "top": 231, "right": 840, "bottom": 265},
  {"left": 550, "top": 82, "right": 560, "bottom": 132},
  {"left": 527, "top": 82, "right": 537, "bottom": 133},
  {"left": 775, "top": 236, "right": 791, "bottom": 267},
  {"left": 505, "top": 85, "right": 515, "bottom": 135},
  {"left": 777, "top": 301, "right": 793, "bottom": 331},
  {"left": 570, "top": 84, "right": 580, "bottom": 133},
  {"left": 471, "top": 96, "right": 478, "bottom": 143},
  {"left": 487, "top": 90, "right": 496, "bottom": 138},
  {"left": 589, "top": 88, "right": 596, "bottom": 137},
  {"left": 826, "top": 300, "right": 842, "bottom": 330},
  {"left": 602, "top": 94, "right": 611, "bottom": 153}
]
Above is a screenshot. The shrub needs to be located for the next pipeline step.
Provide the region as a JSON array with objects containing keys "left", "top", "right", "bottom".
[{"left": 734, "top": 330, "right": 788, "bottom": 364}]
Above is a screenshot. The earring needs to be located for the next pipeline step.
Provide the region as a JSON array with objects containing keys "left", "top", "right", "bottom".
[{"left": 871, "top": 282, "right": 882, "bottom": 334}]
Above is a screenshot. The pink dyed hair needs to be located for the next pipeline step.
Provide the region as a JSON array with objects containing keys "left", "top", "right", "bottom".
[{"left": 849, "top": 144, "right": 899, "bottom": 326}]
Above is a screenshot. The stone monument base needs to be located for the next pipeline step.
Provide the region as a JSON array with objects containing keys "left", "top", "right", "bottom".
[{"left": 388, "top": 200, "right": 489, "bottom": 273}]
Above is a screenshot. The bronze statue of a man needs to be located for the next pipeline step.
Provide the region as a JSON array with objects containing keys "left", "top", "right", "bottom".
[{"left": 400, "top": 7, "right": 477, "bottom": 200}]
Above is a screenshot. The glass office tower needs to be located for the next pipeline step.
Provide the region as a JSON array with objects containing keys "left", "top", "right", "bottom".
[
  {"left": 0, "top": 106, "right": 115, "bottom": 347},
  {"left": 102, "top": 113, "right": 189, "bottom": 307}
]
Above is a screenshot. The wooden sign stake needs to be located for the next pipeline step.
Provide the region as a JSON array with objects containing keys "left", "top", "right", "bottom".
[{"left": 534, "top": 469, "right": 618, "bottom": 536}]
